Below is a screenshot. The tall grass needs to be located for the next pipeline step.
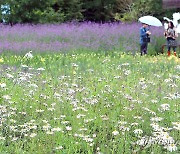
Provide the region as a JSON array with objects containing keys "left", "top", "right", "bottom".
[{"left": 0, "top": 52, "right": 179, "bottom": 153}]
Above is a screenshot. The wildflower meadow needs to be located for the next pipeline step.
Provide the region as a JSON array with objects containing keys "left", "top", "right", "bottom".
[{"left": 0, "top": 23, "right": 180, "bottom": 154}]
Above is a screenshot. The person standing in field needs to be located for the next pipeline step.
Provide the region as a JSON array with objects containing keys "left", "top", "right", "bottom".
[
  {"left": 140, "top": 23, "right": 151, "bottom": 56},
  {"left": 164, "top": 21, "right": 178, "bottom": 56}
]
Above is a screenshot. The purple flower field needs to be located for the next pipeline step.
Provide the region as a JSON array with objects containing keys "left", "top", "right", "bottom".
[
  {"left": 0, "top": 22, "right": 177, "bottom": 54},
  {"left": 0, "top": 22, "right": 180, "bottom": 153}
]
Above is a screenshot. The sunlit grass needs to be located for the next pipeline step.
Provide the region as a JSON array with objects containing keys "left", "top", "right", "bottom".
[{"left": 0, "top": 51, "right": 179, "bottom": 153}]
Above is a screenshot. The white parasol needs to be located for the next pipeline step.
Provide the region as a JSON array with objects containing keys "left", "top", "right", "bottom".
[{"left": 139, "top": 16, "right": 162, "bottom": 27}]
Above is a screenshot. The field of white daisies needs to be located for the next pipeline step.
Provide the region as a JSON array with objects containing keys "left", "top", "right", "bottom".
[{"left": 0, "top": 51, "right": 179, "bottom": 154}]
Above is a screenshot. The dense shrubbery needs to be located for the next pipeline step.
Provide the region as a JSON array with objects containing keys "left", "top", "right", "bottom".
[{"left": 0, "top": 0, "right": 179, "bottom": 24}]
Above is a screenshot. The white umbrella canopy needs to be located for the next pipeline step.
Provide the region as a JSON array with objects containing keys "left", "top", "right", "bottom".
[
  {"left": 139, "top": 16, "right": 163, "bottom": 27},
  {"left": 163, "top": 12, "right": 180, "bottom": 33}
]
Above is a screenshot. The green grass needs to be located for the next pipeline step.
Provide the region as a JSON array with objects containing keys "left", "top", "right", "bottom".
[{"left": 0, "top": 51, "right": 179, "bottom": 154}]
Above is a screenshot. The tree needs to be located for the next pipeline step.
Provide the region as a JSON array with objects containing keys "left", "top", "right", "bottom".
[
  {"left": 52, "top": 0, "right": 83, "bottom": 21},
  {"left": 1, "top": 0, "right": 179, "bottom": 23},
  {"left": 82, "top": 0, "right": 116, "bottom": 22},
  {"left": 0, "top": 0, "right": 63, "bottom": 24},
  {"left": 133, "top": 0, "right": 180, "bottom": 20},
  {"left": 113, "top": 0, "right": 135, "bottom": 21}
]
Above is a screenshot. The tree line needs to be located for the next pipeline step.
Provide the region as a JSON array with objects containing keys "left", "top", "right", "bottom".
[{"left": 0, "top": 0, "right": 179, "bottom": 24}]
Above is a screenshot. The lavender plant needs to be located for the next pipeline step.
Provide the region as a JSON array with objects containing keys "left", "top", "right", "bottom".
[{"left": 0, "top": 22, "right": 175, "bottom": 55}]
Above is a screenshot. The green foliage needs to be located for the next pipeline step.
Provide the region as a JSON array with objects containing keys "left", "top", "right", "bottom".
[
  {"left": 0, "top": 0, "right": 54, "bottom": 23},
  {"left": 115, "top": 10, "right": 138, "bottom": 22},
  {"left": 133, "top": 0, "right": 180, "bottom": 20},
  {"left": 0, "top": 0, "right": 180, "bottom": 23},
  {"left": 82, "top": 0, "right": 115, "bottom": 22},
  {"left": 53, "top": 0, "right": 83, "bottom": 21},
  {"left": 34, "top": 8, "right": 65, "bottom": 24},
  {"left": 0, "top": 0, "right": 83, "bottom": 23},
  {"left": 115, "top": 0, "right": 180, "bottom": 22}
]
